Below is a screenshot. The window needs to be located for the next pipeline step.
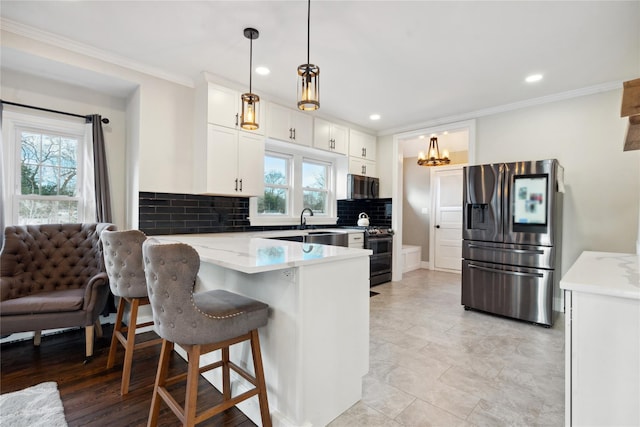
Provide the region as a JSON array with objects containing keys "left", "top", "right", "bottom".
[
  {"left": 258, "top": 154, "right": 291, "bottom": 215},
  {"left": 302, "top": 160, "right": 328, "bottom": 214},
  {"left": 2, "top": 111, "right": 93, "bottom": 225},
  {"left": 250, "top": 147, "right": 337, "bottom": 226}
]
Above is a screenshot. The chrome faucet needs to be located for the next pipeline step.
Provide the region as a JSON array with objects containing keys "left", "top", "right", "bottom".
[{"left": 299, "top": 207, "right": 314, "bottom": 230}]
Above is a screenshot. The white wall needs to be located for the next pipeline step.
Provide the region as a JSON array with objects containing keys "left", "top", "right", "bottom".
[
  {"left": 402, "top": 157, "right": 431, "bottom": 261},
  {"left": 377, "top": 134, "right": 394, "bottom": 198},
  {"left": 2, "top": 30, "right": 196, "bottom": 227},
  {"left": 475, "top": 89, "right": 639, "bottom": 272}
]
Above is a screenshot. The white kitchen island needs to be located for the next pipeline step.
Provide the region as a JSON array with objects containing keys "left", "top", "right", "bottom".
[
  {"left": 560, "top": 251, "right": 640, "bottom": 427},
  {"left": 154, "top": 234, "right": 372, "bottom": 427}
]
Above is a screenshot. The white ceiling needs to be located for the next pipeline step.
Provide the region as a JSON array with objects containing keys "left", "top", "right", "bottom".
[{"left": 1, "top": 1, "right": 638, "bottom": 141}]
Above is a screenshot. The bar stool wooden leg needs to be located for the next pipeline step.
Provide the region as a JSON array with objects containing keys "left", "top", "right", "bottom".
[
  {"left": 107, "top": 297, "right": 126, "bottom": 369},
  {"left": 251, "top": 330, "right": 272, "bottom": 427},
  {"left": 121, "top": 298, "right": 140, "bottom": 395},
  {"left": 184, "top": 345, "right": 202, "bottom": 427},
  {"left": 148, "top": 339, "right": 173, "bottom": 427},
  {"left": 222, "top": 346, "right": 231, "bottom": 401}
]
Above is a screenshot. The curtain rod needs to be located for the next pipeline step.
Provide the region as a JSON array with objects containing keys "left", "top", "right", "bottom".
[{"left": 0, "top": 99, "right": 110, "bottom": 124}]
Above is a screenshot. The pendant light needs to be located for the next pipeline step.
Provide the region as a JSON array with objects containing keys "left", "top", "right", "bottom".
[
  {"left": 241, "top": 27, "right": 260, "bottom": 130},
  {"left": 297, "top": 0, "right": 319, "bottom": 110},
  {"left": 417, "top": 136, "right": 451, "bottom": 166}
]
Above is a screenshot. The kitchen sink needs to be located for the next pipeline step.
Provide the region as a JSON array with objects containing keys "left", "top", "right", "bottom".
[
  {"left": 304, "top": 232, "right": 348, "bottom": 247},
  {"left": 267, "top": 231, "right": 348, "bottom": 247}
]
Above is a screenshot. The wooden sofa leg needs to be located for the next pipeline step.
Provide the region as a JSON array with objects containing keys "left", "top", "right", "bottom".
[
  {"left": 85, "top": 325, "right": 95, "bottom": 358},
  {"left": 33, "top": 330, "right": 42, "bottom": 347},
  {"left": 95, "top": 318, "right": 103, "bottom": 338}
]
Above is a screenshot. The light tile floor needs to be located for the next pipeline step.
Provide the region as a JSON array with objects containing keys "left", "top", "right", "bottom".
[{"left": 329, "top": 269, "right": 565, "bottom": 427}]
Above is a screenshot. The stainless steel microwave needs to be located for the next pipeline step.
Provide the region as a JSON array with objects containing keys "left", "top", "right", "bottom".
[{"left": 347, "top": 174, "right": 379, "bottom": 199}]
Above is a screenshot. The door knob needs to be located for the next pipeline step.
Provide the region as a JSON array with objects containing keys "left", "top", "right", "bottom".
[{"left": 435, "top": 225, "right": 440, "bottom": 228}]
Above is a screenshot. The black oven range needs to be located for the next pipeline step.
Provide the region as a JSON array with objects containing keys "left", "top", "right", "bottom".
[{"left": 362, "top": 227, "right": 393, "bottom": 286}]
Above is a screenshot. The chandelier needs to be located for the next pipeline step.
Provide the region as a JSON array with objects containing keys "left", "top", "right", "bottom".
[{"left": 417, "top": 136, "right": 450, "bottom": 167}]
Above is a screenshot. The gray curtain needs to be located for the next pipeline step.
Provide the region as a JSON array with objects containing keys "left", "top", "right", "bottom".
[
  {"left": 89, "top": 114, "right": 112, "bottom": 223},
  {"left": 0, "top": 102, "right": 4, "bottom": 250}
]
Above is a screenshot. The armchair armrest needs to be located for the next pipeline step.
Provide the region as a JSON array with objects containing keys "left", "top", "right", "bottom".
[{"left": 82, "top": 272, "right": 109, "bottom": 311}]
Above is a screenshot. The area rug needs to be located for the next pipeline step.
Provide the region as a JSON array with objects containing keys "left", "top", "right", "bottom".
[{"left": 0, "top": 382, "right": 67, "bottom": 427}]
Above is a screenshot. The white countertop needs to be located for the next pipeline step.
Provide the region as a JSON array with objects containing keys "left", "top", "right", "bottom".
[
  {"left": 152, "top": 234, "right": 372, "bottom": 274},
  {"left": 560, "top": 251, "right": 640, "bottom": 300}
]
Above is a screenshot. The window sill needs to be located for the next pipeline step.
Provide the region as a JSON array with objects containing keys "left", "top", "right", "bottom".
[{"left": 248, "top": 216, "right": 339, "bottom": 227}]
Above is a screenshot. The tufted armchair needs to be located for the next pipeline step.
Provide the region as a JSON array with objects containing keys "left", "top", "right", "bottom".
[{"left": 0, "top": 223, "right": 116, "bottom": 358}]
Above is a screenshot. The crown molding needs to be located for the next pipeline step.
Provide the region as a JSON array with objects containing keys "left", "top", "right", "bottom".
[
  {"left": 0, "top": 18, "right": 195, "bottom": 88},
  {"left": 378, "top": 81, "right": 623, "bottom": 137}
]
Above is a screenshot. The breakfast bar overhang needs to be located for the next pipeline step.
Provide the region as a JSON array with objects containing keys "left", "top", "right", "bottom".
[{"left": 154, "top": 234, "right": 372, "bottom": 427}]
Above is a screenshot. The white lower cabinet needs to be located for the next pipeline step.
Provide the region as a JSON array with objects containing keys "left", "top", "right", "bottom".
[
  {"left": 561, "top": 252, "right": 640, "bottom": 427},
  {"left": 347, "top": 231, "right": 365, "bottom": 249},
  {"left": 195, "top": 124, "right": 264, "bottom": 196}
]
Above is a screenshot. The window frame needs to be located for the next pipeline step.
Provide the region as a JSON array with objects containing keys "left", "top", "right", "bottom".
[
  {"left": 258, "top": 152, "right": 293, "bottom": 216},
  {"left": 249, "top": 145, "right": 338, "bottom": 227},
  {"left": 2, "top": 110, "right": 93, "bottom": 226},
  {"left": 301, "top": 157, "right": 331, "bottom": 215}
]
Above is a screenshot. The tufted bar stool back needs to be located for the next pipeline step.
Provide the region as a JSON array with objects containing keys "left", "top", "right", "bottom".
[
  {"left": 142, "top": 238, "right": 271, "bottom": 427},
  {"left": 101, "top": 229, "right": 162, "bottom": 395}
]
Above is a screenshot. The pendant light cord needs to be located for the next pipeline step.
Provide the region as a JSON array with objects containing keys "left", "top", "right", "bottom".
[
  {"left": 306, "top": 0, "right": 311, "bottom": 66},
  {"left": 249, "top": 36, "right": 253, "bottom": 92}
]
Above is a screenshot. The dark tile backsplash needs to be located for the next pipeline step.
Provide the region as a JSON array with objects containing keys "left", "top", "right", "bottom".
[
  {"left": 139, "top": 192, "right": 255, "bottom": 235},
  {"left": 337, "top": 198, "right": 393, "bottom": 228},
  {"left": 139, "top": 192, "right": 393, "bottom": 235}
]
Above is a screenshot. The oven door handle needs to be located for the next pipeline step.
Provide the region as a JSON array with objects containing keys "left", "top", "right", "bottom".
[
  {"left": 467, "top": 244, "right": 544, "bottom": 255},
  {"left": 468, "top": 264, "right": 544, "bottom": 278}
]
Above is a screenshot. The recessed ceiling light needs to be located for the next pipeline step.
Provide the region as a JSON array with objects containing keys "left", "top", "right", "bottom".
[
  {"left": 256, "top": 66, "right": 270, "bottom": 76},
  {"left": 369, "top": 114, "right": 381, "bottom": 121},
  {"left": 525, "top": 74, "right": 543, "bottom": 83}
]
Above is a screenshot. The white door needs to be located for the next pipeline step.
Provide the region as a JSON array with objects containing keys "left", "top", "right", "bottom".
[{"left": 431, "top": 166, "right": 464, "bottom": 272}]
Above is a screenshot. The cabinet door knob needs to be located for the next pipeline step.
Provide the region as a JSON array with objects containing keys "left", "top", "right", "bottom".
[
  {"left": 435, "top": 225, "right": 440, "bottom": 229},
  {"left": 239, "top": 179, "right": 243, "bottom": 192},
  {"left": 235, "top": 113, "right": 239, "bottom": 126},
  {"left": 293, "top": 128, "right": 296, "bottom": 140},
  {"left": 289, "top": 128, "right": 293, "bottom": 139},
  {"left": 235, "top": 178, "right": 239, "bottom": 191}
]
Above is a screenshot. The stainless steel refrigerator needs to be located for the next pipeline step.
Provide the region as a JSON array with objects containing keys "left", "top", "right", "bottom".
[{"left": 461, "top": 159, "right": 563, "bottom": 327}]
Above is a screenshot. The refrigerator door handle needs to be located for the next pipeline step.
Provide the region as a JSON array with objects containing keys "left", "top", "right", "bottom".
[
  {"left": 468, "top": 263, "right": 544, "bottom": 278},
  {"left": 467, "top": 244, "right": 544, "bottom": 255}
]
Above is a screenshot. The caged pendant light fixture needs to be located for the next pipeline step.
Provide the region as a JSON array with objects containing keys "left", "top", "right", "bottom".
[
  {"left": 241, "top": 27, "right": 260, "bottom": 130},
  {"left": 417, "top": 136, "right": 451, "bottom": 167},
  {"left": 297, "top": 0, "right": 320, "bottom": 110}
]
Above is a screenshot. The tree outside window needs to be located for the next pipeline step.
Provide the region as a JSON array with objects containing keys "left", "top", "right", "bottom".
[
  {"left": 18, "top": 129, "right": 80, "bottom": 224},
  {"left": 258, "top": 155, "right": 290, "bottom": 215},
  {"left": 302, "top": 161, "right": 328, "bottom": 214}
]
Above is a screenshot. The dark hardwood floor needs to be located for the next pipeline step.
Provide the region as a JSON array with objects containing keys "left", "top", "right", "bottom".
[{"left": 0, "top": 324, "right": 255, "bottom": 427}]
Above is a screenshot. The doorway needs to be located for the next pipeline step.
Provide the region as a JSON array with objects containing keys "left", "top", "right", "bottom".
[{"left": 391, "top": 119, "right": 475, "bottom": 281}]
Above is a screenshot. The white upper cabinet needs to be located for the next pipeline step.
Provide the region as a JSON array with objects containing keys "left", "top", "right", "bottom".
[
  {"left": 349, "top": 158, "right": 377, "bottom": 177},
  {"left": 207, "top": 83, "right": 265, "bottom": 135},
  {"left": 194, "top": 124, "right": 264, "bottom": 196},
  {"left": 348, "top": 129, "right": 377, "bottom": 161},
  {"left": 313, "top": 118, "right": 348, "bottom": 155},
  {"left": 266, "top": 102, "right": 313, "bottom": 147}
]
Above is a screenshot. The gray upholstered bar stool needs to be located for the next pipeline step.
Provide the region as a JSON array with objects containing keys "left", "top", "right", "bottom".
[
  {"left": 101, "top": 229, "right": 162, "bottom": 395},
  {"left": 142, "top": 238, "right": 271, "bottom": 427}
]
